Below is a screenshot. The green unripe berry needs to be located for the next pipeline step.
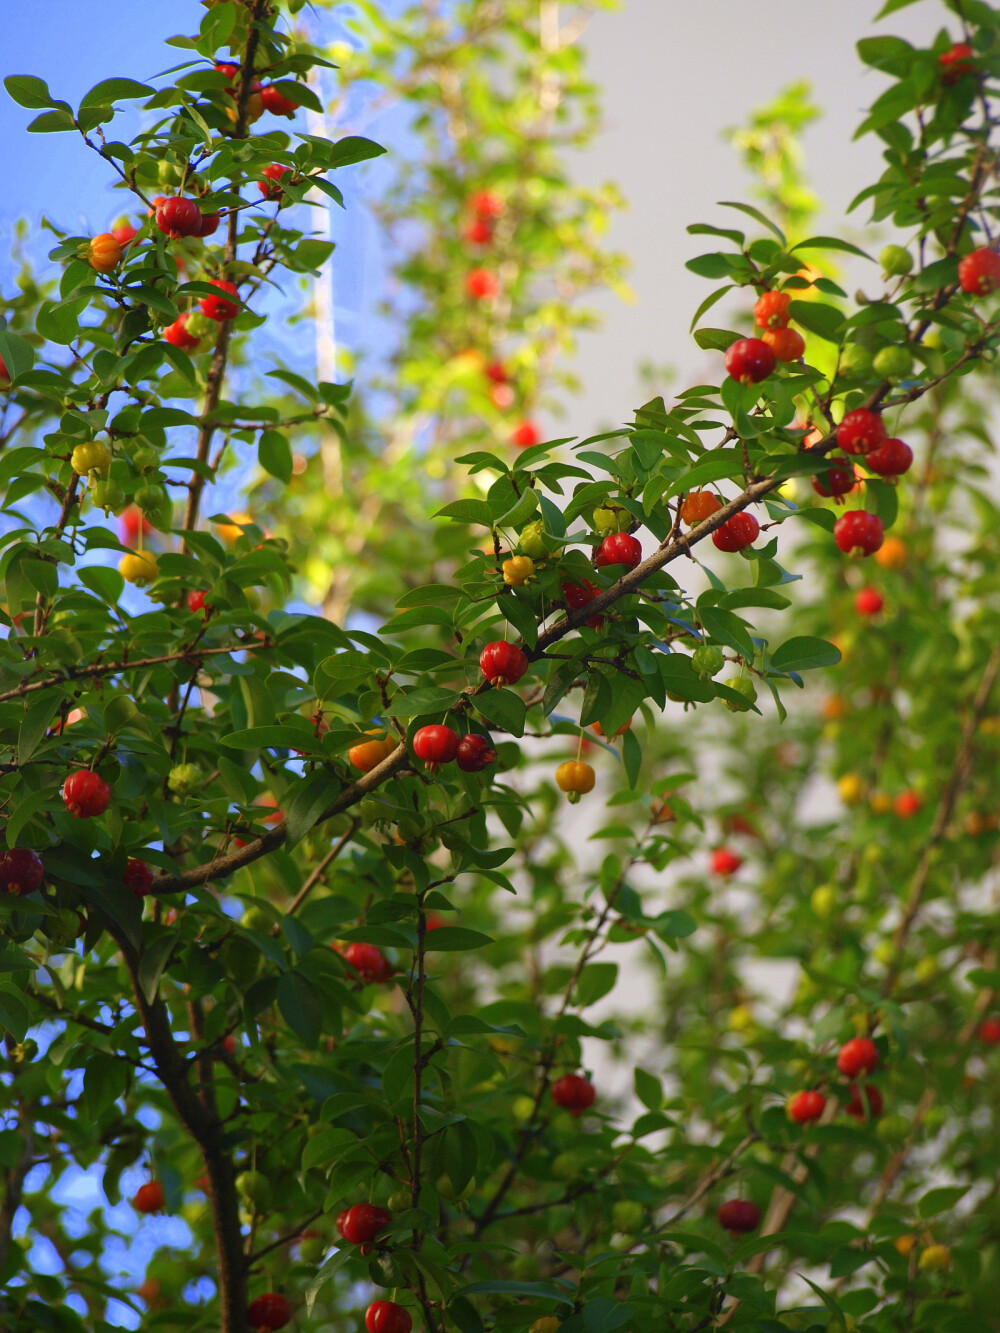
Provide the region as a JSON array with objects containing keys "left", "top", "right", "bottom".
[
  {"left": 914, "top": 956, "right": 938, "bottom": 984},
  {"left": 519, "top": 519, "right": 550, "bottom": 560},
  {"left": 512, "top": 1095, "right": 536, "bottom": 1122},
  {"left": 185, "top": 310, "right": 214, "bottom": 338},
  {"left": 722, "top": 677, "right": 757, "bottom": 712},
  {"left": 135, "top": 483, "right": 169, "bottom": 516},
  {"left": 167, "top": 763, "right": 201, "bottom": 796},
  {"left": 611, "top": 1199, "right": 644, "bottom": 1233},
  {"left": 876, "top": 1113, "right": 910, "bottom": 1145},
  {"left": 90, "top": 478, "right": 124, "bottom": 513},
  {"left": 241, "top": 905, "right": 273, "bottom": 932},
  {"left": 810, "top": 885, "right": 837, "bottom": 918},
  {"left": 691, "top": 644, "right": 724, "bottom": 679},
  {"left": 299, "top": 1237, "right": 326, "bottom": 1264},
  {"left": 873, "top": 345, "right": 914, "bottom": 382},
  {"left": 386, "top": 1188, "right": 411, "bottom": 1212},
  {"left": 132, "top": 446, "right": 159, "bottom": 472},
  {"left": 880, "top": 244, "right": 913, "bottom": 277},
  {"left": 839, "top": 344, "right": 874, "bottom": 379},
  {"left": 593, "top": 505, "right": 618, "bottom": 533},
  {"left": 551, "top": 1151, "right": 582, "bottom": 1181},
  {"left": 157, "top": 160, "right": 183, "bottom": 188},
  {"left": 236, "top": 1170, "right": 271, "bottom": 1209}
]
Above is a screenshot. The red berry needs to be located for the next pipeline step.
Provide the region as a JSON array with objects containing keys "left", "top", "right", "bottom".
[
  {"left": 491, "top": 383, "right": 514, "bottom": 409},
  {"left": 679, "top": 490, "right": 721, "bottom": 525},
  {"left": 342, "top": 942, "right": 392, "bottom": 983},
  {"left": 836, "top": 1037, "right": 879, "bottom": 1078},
  {"left": 0, "top": 354, "right": 8, "bottom": 382},
  {"left": 845, "top": 1082, "right": 884, "bottom": 1121},
  {"left": 978, "top": 1017, "right": 1000, "bottom": 1046},
  {"left": 154, "top": 196, "right": 202, "bottom": 240},
  {"left": 893, "top": 790, "right": 922, "bottom": 820},
  {"left": 865, "top": 436, "right": 913, "bottom": 477},
  {"left": 711, "top": 848, "right": 743, "bottom": 877},
  {"left": 133, "top": 1181, "right": 165, "bottom": 1214},
  {"left": 560, "top": 579, "right": 603, "bottom": 629},
  {"left": 959, "top": 247, "right": 1000, "bottom": 295},
  {"left": 456, "top": 734, "right": 497, "bottom": 773},
  {"left": 854, "top": 587, "right": 884, "bottom": 617},
  {"left": 62, "top": 770, "right": 112, "bottom": 819},
  {"left": 940, "top": 42, "right": 976, "bottom": 84},
  {"left": 258, "top": 164, "right": 291, "bottom": 200},
  {"left": 121, "top": 505, "right": 153, "bottom": 542},
  {"left": 595, "top": 532, "right": 642, "bottom": 570},
  {"left": 465, "top": 268, "right": 499, "bottom": 300},
  {"left": 188, "top": 589, "right": 211, "bottom": 616},
  {"left": 112, "top": 221, "right": 138, "bottom": 245},
  {"left": 510, "top": 421, "right": 540, "bottom": 449},
  {"left": 198, "top": 280, "right": 240, "bottom": 322},
  {"left": 338, "top": 1203, "right": 391, "bottom": 1244},
  {"left": 837, "top": 409, "right": 887, "bottom": 455},
  {"left": 247, "top": 1293, "right": 292, "bottom": 1331},
  {"left": 834, "top": 510, "right": 884, "bottom": 557},
  {"left": 125, "top": 858, "right": 154, "bottom": 898},
  {"left": 484, "top": 360, "right": 508, "bottom": 383},
  {"left": 712, "top": 512, "right": 759, "bottom": 553},
  {"left": 811, "top": 463, "right": 856, "bottom": 498},
  {"left": 366, "top": 1301, "right": 412, "bottom": 1333},
  {"left": 753, "top": 290, "right": 791, "bottom": 330},
  {"left": 724, "top": 337, "right": 776, "bottom": 385},
  {"left": 215, "top": 61, "right": 239, "bottom": 81},
  {"left": 788, "top": 1090, "right": 826, "bottom": 1124},
  {"left": 717, "top": 1199, "right": 760, "bottom": 1234},
  {"left": 480, "top": 641, "right": 529, "bottom": 688},
  {"left": 163, "top": 314, "right": 201, "bottom": 351},
  {"left": 412, "top": 724, "right": 460, "bottom": 768},
  {"left": 0, "top": 848, "right": 44, "bottom": 896},
  {"left": 194, "top": 211, "right": 221, "bottom": 238},
  {"left": 261, "top": 84, "right": 300, "bottom": 116},
  {"left": 762, "top": 326, "right": 806, "bottom": 362},
  {"left": 463, "top": 218, "right": 493, "bottom": 246},
  {"left": 551, "top": 1072, "right": 595, "bottom": 1115},
  {"left": 470, "top": 190, "right": 504, "bottom": 218}
]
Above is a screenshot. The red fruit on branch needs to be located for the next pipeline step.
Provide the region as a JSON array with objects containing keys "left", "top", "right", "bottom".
[
  {"left": 561, "top": 579, "right": 603, "bottom": 629},
  {"left": 366, "top": 1301, "right": 412, "bottom": 1333},
  {"left": 247, "top": 1293, "right": 292, "bottom": 1331},
  {"left": 753, "top": 290, "right": 791, "bottom": 330},
  {"left": 833, "top": 510, "right": 884, "bottom": 557},
  {"left": 551, "top": 1072, "right": 596, "bottom": 1115},
  {"left": 724, "top": 337, "right": 776, "bottom": 384},
  {"left": 464, "top": 218, "right": 493, "bottom": 245},
  {"left": 788, "top": 1090, "right": 826, "bottom": 1124},
  {"left": 214, "top": 61, "right": 239, "bottom": 81},
  {"left": 111, "top": 220, "right": 138, "bottom": 245},
  {"left": 679, "top": 490, "right": 721, "bottom": 525},
  {"left": 712, "top": 512, "right": 759, "bottom": 552},
  {"left": 865, "top": 436, "right": 913, "bottom": 477},
  {"left": 836, "top": 409, "right": 886, "bottom": 455},
  {"left": 939, "top": 42, "right": 976, "bottom": 84},
  {"left": 342, "top": 942, "right": 392, "bottom": 983},
  {"left": 762, "top": 326, "right": 805, "bottom": 362},
  {"left": 470, "top": 190, "right": 504, "bottom": 218},
  {"left": 595, "top": 532, "right": 642, "bottom": 570},
  {"left": 337, "top": 1203, "right": 391, "bottom": 1244},
  {"left": 836, "top": 1037, "right": 879, "bottom": 1078},
  {"left": 480, "top": 641, "right": 529, "bottom": 687},
  {"left": 194, "top": 211, "right": 221, "bottom": 238},
  {"left": 854, "top": 587, "right": 884, "bottom": 617},
  {"left": 510, "top": 421, "right": 540, "bottom": 448},
  {"left": 456, "top": 733, "right": 497, "bottom": 772},
  {"left": 717, "top": 1199, "right": 760, "bottom": 1234},
  {"left": 154, "top": 196, "right": 203, "bottom": 240},
  {"left": 163, "top": 314, "right": 201, "bottom": 351},
  {"left": 412, "top": 724, "right": 460, "bottom": 768},
  {"left": 893, "top": 790, "right": 922, "bottom": 820},
  {"left": 0, "top": 848, "right": 44, "bottom": 896},
  {"left": 132, "top": 1181, "right": 165, "bottom": 1214},
  {"left": 261, "top": 84, "right": 301, "bottom": 116},
  {"left": 958, "top": 247, "right": 1000, "bottom": 295},
  {"left": 88, "top": 233, "right": 123, "bottom": 273},
  {"left": 466, "top": 268, "right": 500, "bottom": 300},
  {"left": 62, "top": 770, "right": 111, "bottom": 819},
  {"left": 258, "top": 164, "right": 291, "bottom": 200},
  {"left": 711, "top": 848, "right": 743, "bottom": 877},
  {"left": 845, "top": 1082, "right": 884, "bottom": 1121},
  {"left": 188, "top": 589, "right": 211, "bottom": 616},
  {"left": 811, "top": 463, "right": 856, "bottom": 498},
  {"left": 121, "top": 506, "right": 153, "bottom": 542},
  {"left": 198, "top": 280, "right": 240, "bottom": 322},
  {"left": 978, "top": 1017, "right": 1000, "bottom": 1045},
  {"left": 484, "top": 361, "right": 508, "bottom": 384},
  {"left": 124, "top": 858, "right": 155, "bottom": 898}
]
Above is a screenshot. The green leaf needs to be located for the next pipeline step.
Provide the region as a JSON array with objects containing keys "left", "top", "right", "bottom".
[
  {"left": 328, "top": 135, "right": 387, "bottom": 168},
  {"left": 278, "top": 971, "right": 323, "bottom": 1047},
  {"left": 693, "top": 327, "right": 740, "bottom": 352},
  {"left": 283, "top": 774, "right": 341, "bottom": 849},
  {"left": 0, "top": 986, "right": 31, "bottom": 1042},
  {"left": 718, "top": 200, "right": 786, "bottom": 244},
  {"left": 259, "top": 430, "right": 292, "bottom": 484},
  {"left": 17, "top": 695, "right": 60, "bottom": 766},
  {"left": 27, "top": 109, "right": 77, "bottom": 133},
  {"left": 138, "top": 933, "right": 177, "bottom": 1005},
  {"left": 456, "top": 1281, "right": 574, "bottom": 1306},
  {"left": 0, "top": 329, "right": 35, "bottom": 381},
  {"left": 4, "top": 75, "right": 62, "bottom": 109},
  {"left": 576, "top": 962, "right": 617, "bottom": 1006},
  {"left": 787, "top": 300, "right": 845, "bottom": 343},
  {"left": 634, "top": 1066, "right": 663, "bottom": 1111},
  {"left": 473, "top": 688, "right": 526, "bottom": 739},
  {"left": 423, "top": 927, "right": 494, "bottom": 952},
  {"left": 918, "top": 1185, "right": 968, "bottom": 1218},
  {"left": 80, "top": 78, "right": 153, "bottom": 109},
  {"left": 792, "top": 236, "right": 873, "bottom": 260},
  {"left": 770, "top": 636, "right": 842, "bottom": 673},
  {"left": 699, "top": 606, "right": 756, "bottom": 660}
]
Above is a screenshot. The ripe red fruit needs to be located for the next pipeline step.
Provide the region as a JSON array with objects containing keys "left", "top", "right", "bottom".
[
  {"left": 261, "top": 84, "right": 300, "bottom": 116},
  {"left": 456, "top": 733, "right": 497, "bottom": 772},
  {"left": 342, "top": 942, "right": 392, "bottom": 983},
  {"left": 366, "top": 1301, "right": 412, "bottom": 1333},
  {"left": 958, "top": 247, "right": 1000, "bottom": 295},
  {"left": 215, "top": 61, "right": 239, "bottom": 81},
  {"left": 865, "top": 436, "right": 913, "bottom": 477},
  {"left": 893, "top": 790, "right": 922, "bottom": 820},
  {"left": 464, "top": 218, "right": 493, "bottom": 246},
  {"left": 854, "top": 587, "right": 884, "bottom": 617},
  {"left": 811, "top": 463, "right": 856, "bottom": 499},
  {"left": 465, "top": 268, "right": 500, "bottom": 300},
  {"left": 711, "top": 848, "right": 743, "bottom": 877},
  {"left": 788, "top": 1090, "right": 826, "bottom": 1124},
  {"left": 62, "top": 770, "right": 111, "bottom": 819},
  {"left": 837, "top": 1037, "right": 879, "bottom": 1078},
  {"left": 977, "top": 1017, "right": 1000, "bottom": 1045},
  {"left": 112, "top": 221, "right": 138, "bottom": 246},
  {"left": 837, "top": 409, "right": 886, "bottom": 455},
  {"left": 753, "top": 290, "right": 791, "bottom": 330},
  {"left": 121, "top": 505, "right": 152, "bottom": 542},
  {"left": 154, "top": 196, "right": 203, "bottom": 240},
  {"left": 845, "top": 1082, "right": 884, "bottom": 1121},
  {"left": 247, "top": 1293, "right": 292, "bottom": 1331},
  {"left": 551, "top": 1072, "right": 596, "bottom": 1115},
  {"left": 480, "top": 641, "right": 529, "bottom": 687},
  {"left": 834, "top": 510, "right": 884, "bottom": 557},
  {"left": 412, "top": 724, "right": 460, "bottom": 768},
  {"left": 198, "top": 280, "right": 240, "bottom": 322},
  {"left": 712, "top": 512, "right": 759, "bottom": 553},
  {"left": 124, "top": 858, "right": 154, "bottom": 898},
  {"left": 470, "top": 190, "right": 504, "bottom": 218},
  {"left": 194, "top": 211, "right": 221, "bottom": 238},
  {"left": 561, "top": 579, "right": 603, "bottom": 629},
  {"left": 132, "top": 1181, "right": 165, "bottom": 1214},
  {"left": 717, "top": 1199, "right": 760, "bottom": 1234},
  {"left": 0, "top": 848, "right": 44, "bottom": 896},
  {"left": 484, "top": 361, "right": 508, "bottom": 384},
  {"left": 188, "top": 589, "right": 211, "bottom": 616},
  {"left": 939, "top": 42, "right": 976, "bottom": 84},
  {"left": 338, "top": 1203, "right": 391, "bottom": 1244},
  {"left": 258, "top": 164, "right": 291, "bottom": 200},
  {"left": 595, "top": 532, "right": 642, "bottom": 570},
  {"left": 679, "top": 490, "right": 721, "bottom": 525},
  {"left": 163, "top": 314, "right": 201, "bottom": 351},
  {"left": 724, "top": 337, "right": 776, "bottom": 384},
  {"left": 0, "top": 354, "right": 8, "bottom": 382},
  {"left": 510, "top": 421, "right": 540, "bottom": 449}
]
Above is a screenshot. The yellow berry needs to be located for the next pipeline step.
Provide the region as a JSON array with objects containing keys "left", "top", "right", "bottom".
[
  {"left": 810, "top": 885, "right": 837, "bottom": 917},
  {"left": 119, "top": 552, "right": 159, "bottom": 586},
  {"left": 70, "top": 440, "right": 112, "bottom": 476},
  {"left": 837, "top": 773, "right": 865, "bottom": 805},
  {"left": 502, "top": 555, "right": 535, "bottom": 586},
  {"left": 918, "top": 1244, "right": 951, "bottom": 1273}
]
